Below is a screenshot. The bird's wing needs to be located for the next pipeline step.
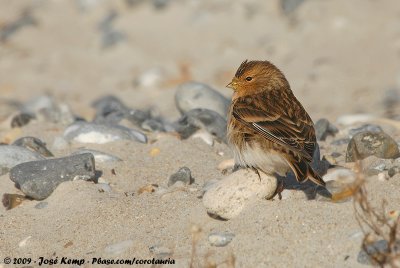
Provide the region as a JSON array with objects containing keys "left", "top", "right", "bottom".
[{"left": 232, "top": 91, "right": 316, "bottom": 162}]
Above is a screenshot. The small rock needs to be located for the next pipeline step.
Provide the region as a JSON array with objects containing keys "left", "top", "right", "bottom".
[
  {"left": 208, "top": 232, "right": 235, "bottom": 247},
  {"left": 202, "top": 169, "right": 277, "bottom": 220},
  {"left": 10, "top": 153, "right": 96, "bottom": 200},
  {"left": 175, "top": 82, "right": 230, "bottom": 117},
  {"left": 357, "top": 240, "right": 400, "bottom": 265},
  {"left": 18, "top": 236, "right": 32, "bottom": 248},
  {"left": 0, "top": 145, "right": 45, "bottom": 176},
  {"left": 346, "top": 131, "right": 400, "bottom": 162},
  {"left": 64, "top": 122, "right": 147, "bottom": 144},
  {"left": 361, "top": 156, "right": 392, "bottom": 176},
  {"left": 22, "top": 95, "right": 75, "bottom": 125},
  {"left": 388, "top": 166, "right": 400, "bottom": 177},
  {"left": 98, "top": 10, "right": 125, "bottom": 49},
  {"left": 10, "top": 113, "right": 35, "bottom": 128},
  {"left": 97, "top": 183, "right": 112, "bottom": 193},
  {"left": 134, "top": 67, "right": 165, "bottom": 87},
  {"left": 92, "top": 95, "right": 151, "bottom": 126},
  {"left": 12, "top": 136, "right": 53, "bottom": 157},
  {"left": 280, "top": 0, "right": 305, "bottom": 14},
  {"left": 149, "top": 245, "right": 172, "bottom": 258},
  {"left": 34, "top": 201, "right": 48, "bottom": 209},
  {"left": 173, "top": 108, "right": 227, "bottom": 142},
  {"left": 348, "top": 124, "right": 383, "bottom": 138},
  {"left": 383, "top": 88, "right": 400, "bottom": 119},
  {"left": 168, "top": 167, "right": 193, "bottom": 187},
  {"left": 314, "top": 118, "right": 338, "bottom": 141},
  {"left": 141, "top": 118, "right": 165, "bottom": 132},
  {"left": 104, "top": 240, "right": 133, "bottom": 255},
  {"left": 71, "top": 148, "right": 122, "bottom": 163}
]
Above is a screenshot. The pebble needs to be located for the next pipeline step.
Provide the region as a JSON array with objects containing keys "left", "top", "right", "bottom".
[
  {"left": 2, "top": 193, "right": 27, "bottom": 210},
  {"left": 148, "top": 245, "right": 172, "bottom": 258},
  {"left": 134, "top": 67, "right": 165, "bottom": 87},
  {"left": 346, "top": 131, "right": 400, "bottom": 162},
  {"left": 10, "top": 113, "right": 35, "bottom": 128},
  {"left": 18, "top": 236, "right": 32, "bottom": 248},
  {"left": 64, "top": 122, "right": 147, "bottom": 144},
  {"left": 168, "top": 167, "right": 193, "bottom": 187},
  {"left": 98, "top": 10, "right": 125, "bottom": 49},
  {"left": 208, "top": 232, "right": 235, "bottom": 247},
  {"left": 173, "top": 108, "right": 227, "bottom": 142},
  {"left": 96, "top": 183, "right": 112, "bottom": 193},
  {"left": 280, "top": 0, "right": 305, "bottom": 14},
  {"left": 357, "top": 239, "right": 400, "bottom": 265},
  {"left": 71, "top": 148, "right": 122, "bottom": 163},
  {"left": 104, "top": 240, "right": 134, "bottom": 255},
  {"left": 92, "top": 95, "right": 151, "bottom": 127},
  {"left": 388, "top": 166, "right": 400, "bottom": 177},
  {"left": 12, "top": 136, "right": 54, "bottom": 157},
  {"left": 10, "top": 153, "right": 96, "bottom": 200},
  {"left": 314, "top": 118, "right": 338, "bottom": 141},
  {"left": 175, "top": 82, "right": 230, "bottom": 117},
  {"left": 348, "top": 124, "right": 383, "bottom": 138},
  {"left": 22, "top": 95, "right": 75, "bottom": 125},
  {"left": 202, "top": 169, "right": 277, "bottom": 220},
  {"left": 0, "top": 145, "right": 45, "bottom": 176},
  {"left": 141, "top": 118, "right": 165, "bottom": 132},
  {"left": 34, "top": 201, "right": 48, "bottom": 209}
]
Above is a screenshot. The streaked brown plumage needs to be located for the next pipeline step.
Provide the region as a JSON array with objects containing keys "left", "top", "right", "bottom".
[{"left": 227, "top": 60, "right": 325, "bottom": 187}]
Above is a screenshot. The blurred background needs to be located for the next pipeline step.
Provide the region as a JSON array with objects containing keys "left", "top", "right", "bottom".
[{"left": 1, "top": 0, "right": 399, "bottom": 122}]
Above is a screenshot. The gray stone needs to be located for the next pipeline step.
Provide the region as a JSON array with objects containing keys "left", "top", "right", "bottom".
[
  {"left": 12, "top": 137, "right": 53, "bottom": 157},
  {"left": 173, "top": 108, "right": 227, "bottom": 142},
  {"left": 388, "top": 166, "right": 400, "bottom": 177},
  {"left": 348, "top": 124, "right": 383, "bottom": 138},
  {"left": 141, "top": 118, "right": 165, "bottom": 132},
  {"left": 346, "top": 131, "right": 400, "bottom": 162},
  {"left": 149, "top": 245, "right": 172, "bottom": 258},
  {"left": 71, "top": 148, "right": 122, "bottom": 163},
  {"left": 10, "top": 153, "right": 96, "bottom": 200},
  {"left": 168, "top": 167, "right": 193, "bottom": 187},
  {"left": 280, "top": 0, "right": 305, "bottom": 14},
  {"left": 0, "top": 145, "right": 45, "bottom": 176},
  {"left": 98, "top": 10, "right": 126, "bottom": 49},
  {"left": 314, "top": 118, "right": 338, "bottom": 141},
  {"left": 22, "top": 95, "right": 76, "bottom": 125},
  {"left": 175, "top": 82, "right": 230, "bottom": 117},
  {"left": 208, "top": 232, "right": 235, "bottom": 247},
  {"left": 34, "top": 201, "right": 48, "bottom": 209},
  {"left": 64, "top": 122, "right": 147, "bottom": 144}
]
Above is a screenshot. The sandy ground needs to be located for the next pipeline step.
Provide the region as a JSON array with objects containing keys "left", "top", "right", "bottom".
[{"left": 1, "top": 0, "right": 400, "bottom": 267}]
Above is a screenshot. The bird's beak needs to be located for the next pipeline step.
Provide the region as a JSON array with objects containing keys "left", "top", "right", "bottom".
[{"left": 226, "top": 80, "right": 237, "bottom": 90}]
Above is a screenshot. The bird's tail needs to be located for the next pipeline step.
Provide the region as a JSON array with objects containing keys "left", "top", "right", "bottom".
[{"left": 287, "top": 157, "right": 326, "bottom": 187}]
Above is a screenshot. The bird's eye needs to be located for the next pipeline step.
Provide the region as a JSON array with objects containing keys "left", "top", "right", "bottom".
[{"left": 245, "top": 77, "right": 252, "bottom": 81}]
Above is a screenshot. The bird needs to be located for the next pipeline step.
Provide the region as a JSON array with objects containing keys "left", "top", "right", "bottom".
[{"left": 226, "top": 60, "right": 325, "bottom": 189}]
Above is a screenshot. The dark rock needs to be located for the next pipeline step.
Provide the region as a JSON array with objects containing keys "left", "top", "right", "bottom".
[
  {"left": 346, "top": 131, "right": 400, "bottom": 162},
  {"left": 98, "top": 10, "right": 125, "bottom": 49},
  {"left": 141, "top": 118, "right": 165, "bottom": 132},
  {"left": 168, "top": 167, "right": 193, "bottom": 187},
  {"left": 10, "top": 113, "right": 35, "bottom": 128},
  {"left": 388, "top": 166, "right": 400, "bottom": 177},
  {"left": 12, "top": 137, "right": 53, "bottom": 157},
  {"left": 349, "top": 124, "right": 383, "bottom": 138},
  {"left": 173, "top": 108, "right": 227, "bottom": 142},
  {"left": 175, "top": 82, "right": 230, "bottom": 117},
  {"left": 10, "top": 153, "right": 96, "bottom": 200},
  {"left": 314, "top": 118, "right": 338, "bottom": 141}
]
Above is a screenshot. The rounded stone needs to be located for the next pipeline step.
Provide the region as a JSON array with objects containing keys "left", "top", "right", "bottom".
[
  {"left": 175, "top": 82, "right": 230, "bottom": 117},
  {"left": 202, "top": 169, "right": 277, "bottom": 220}
]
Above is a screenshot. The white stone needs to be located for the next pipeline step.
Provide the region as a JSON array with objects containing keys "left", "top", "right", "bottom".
[{"left": 202, "top": 169, "right": 277, "bottom": 220}]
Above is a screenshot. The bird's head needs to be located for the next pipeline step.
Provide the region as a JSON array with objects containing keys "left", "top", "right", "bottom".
[{"left": 227, "top": 60, "right": 290, "bottom": 96}]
